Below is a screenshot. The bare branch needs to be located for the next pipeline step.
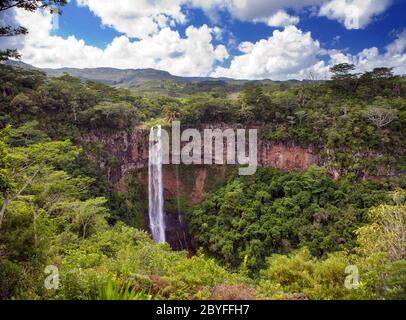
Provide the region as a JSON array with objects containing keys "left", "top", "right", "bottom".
[
  {"left": 0, "top": 161, "right": 44, "bottom": 231},
  {"left": 365, "top": 107, "right": 398, "bottom": 129}
]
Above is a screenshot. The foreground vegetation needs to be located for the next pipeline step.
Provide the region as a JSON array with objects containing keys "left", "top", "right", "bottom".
[{"left": 0, "top": 63, "right": 405, "bottom": 300}]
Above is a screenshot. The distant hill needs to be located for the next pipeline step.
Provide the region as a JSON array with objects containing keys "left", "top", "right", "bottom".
[
  {"left": 3, "top": 60, "right": 314, "bottom": 96},
  {"left": 44, "top": 67, "right": 186, "bottom": 86},
  {"left": 3, "top": 60, "right": 38, "bottom": 70}
]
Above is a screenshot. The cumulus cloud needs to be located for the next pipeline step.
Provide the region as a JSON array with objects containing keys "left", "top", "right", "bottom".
[
  {"left": 213, "top": 26, "right": 326, "bottom": 80},
  {"left": 70, "top": 0, "right": 394, "bottom": 38},
  {"left": 319, "top": 0, "right": 392, "bottom": 29},
  {"left": 43, "top": 0, "right": 393, "bottom": 50},
  {"left": 76, "top": 0, "right": 186, "bottom": 39},
  {"left": 261, "top": 10, "right": 300, "bottom": 27},
  {"left": 14, "top": 8, "right": 228, "bottom": 77},
  {"left": 199, "top": 0, "right": 322, "bottom": 23},
  {"left": 238, "top": 41, "right": 255, "bottom": 53},
  {"left": 213, "top": 26, "right": 406, "bottom": 80},
  {"left": 330, "top": 30, "right": 406, "bottom": 75},
  {"left": 386, "top": 30, "right": 406, "bottom": 55},
  {"left": 190, "top": 0, "right": 392, "bottom": 30}
]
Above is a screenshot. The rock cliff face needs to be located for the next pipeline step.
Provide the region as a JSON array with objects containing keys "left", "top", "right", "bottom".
[
  {"left": 81, "top": 127, "right": 319, "bottom": 202},
  {"left": 82, "top": 129, "right": 149, "bottom": 189}
]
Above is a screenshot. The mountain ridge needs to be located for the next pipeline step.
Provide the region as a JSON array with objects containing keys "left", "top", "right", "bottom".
[
  {"left": 3, "top": 60, "right": 308, "bottom": 84},
  {"left": 2, "top": 60, "right": 312, "bottom": 96}
]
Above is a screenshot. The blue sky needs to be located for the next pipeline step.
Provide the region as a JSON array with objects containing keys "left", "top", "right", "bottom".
[{"left": 5, "top": 0, "right": 406, "bottom": 80}]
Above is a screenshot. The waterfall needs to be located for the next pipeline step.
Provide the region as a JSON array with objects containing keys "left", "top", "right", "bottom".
[{"left": 148, "top": 125, "right": 166, "bottom": 243}]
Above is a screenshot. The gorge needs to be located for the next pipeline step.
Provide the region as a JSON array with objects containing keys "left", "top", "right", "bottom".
[{"left": 81, "top": 125, "right": 320, "bottom": 248}]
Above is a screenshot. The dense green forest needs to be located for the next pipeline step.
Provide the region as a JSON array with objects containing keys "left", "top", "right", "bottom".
[{"left": 0, "top": 62, "right": 405, "bottom": 300}]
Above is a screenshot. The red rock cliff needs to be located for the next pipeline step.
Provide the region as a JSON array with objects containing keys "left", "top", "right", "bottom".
[
  {"left": 81, "top": 127, "right": 319, "bottom": 203},
  {"left": 82, "top": 128, "right": 319, "bottom": 202}
]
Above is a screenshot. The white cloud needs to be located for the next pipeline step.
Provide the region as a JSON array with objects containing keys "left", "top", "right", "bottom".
[
  {"left": 319, "top": 0, "right": 392, "bottom": 29},
  {"left": 190, "top": 0, "right": 392, "bottom": 30},
  {"left": 213, "top": 26, "right": 406, "bottom": 80},
  {"left": 238, "top": 41, "right": 254, "bottom": 53},
  {"left": 263, "top": 10, "right": 300, "bottom": 27},
  {"left": 342, "top": 39, "right": 406, "bottom": 75},
  {"left": 14, "top": 8, "right": 228, "bottom": 77},
  {"left": 47, "top": 0, "right": 393, "bottom": 47},
  {"left": 323, "top": 30, "right": 406, "bottom": 75},
  {"left": 201, "top": 0, "right": 322, "bottom": 22},
  {"left": 27, "top": 0, "right": 391, "bottom": 52},
  {"left": 317, "top": 30, "right": 406, "bottom": 76},
  {"left": 386, "top": 30, "right": 406, "bottom": 55},
  {"left": 71, "top": 0, "right": 393, "bottom": 37},
  {"left": 76, "top": 0, "right": 186, "bottom": 39},
  {"left": 212, "top": 26, "right": 223, "bottom": 40},
  {"left": 213, "top": 26, "right": 325, "bottom": 80}
]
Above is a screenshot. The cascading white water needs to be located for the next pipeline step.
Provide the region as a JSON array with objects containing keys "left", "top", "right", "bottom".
[{"left": 148, "top": 126, "right": 166, "bottom": 243}]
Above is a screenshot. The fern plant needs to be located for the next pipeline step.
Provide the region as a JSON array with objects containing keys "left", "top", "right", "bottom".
[{"left": 97, "top": 280, "right": 152, "bottom": 300}]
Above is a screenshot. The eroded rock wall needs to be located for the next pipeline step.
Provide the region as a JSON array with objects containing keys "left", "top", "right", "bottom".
[{"left": 81, "top": 127, "right": 319, "bottom": 202}]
